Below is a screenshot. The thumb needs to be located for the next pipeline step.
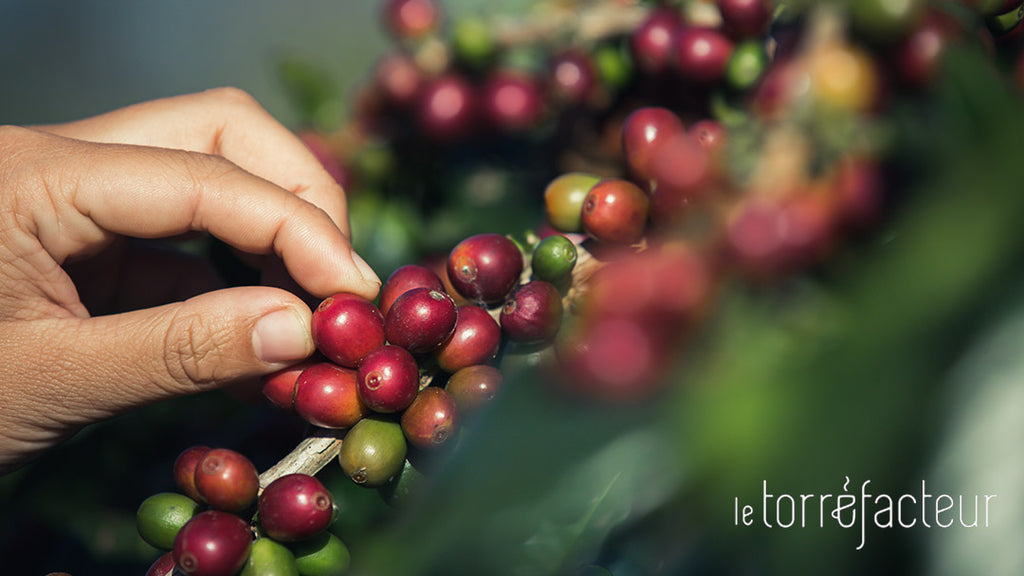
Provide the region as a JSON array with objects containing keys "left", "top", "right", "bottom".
[{"left": 39, "top": 286, "right": 315, "bottom": 423}]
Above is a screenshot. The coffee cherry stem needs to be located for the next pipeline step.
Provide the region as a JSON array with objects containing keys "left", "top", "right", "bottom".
[{"left": 257, "top": 428, "right": 346, "bottom": 492}]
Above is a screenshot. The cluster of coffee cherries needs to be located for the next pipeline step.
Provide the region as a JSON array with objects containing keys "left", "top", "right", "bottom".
[{"left": 137, "top": 447, "right": 347, "bottom": 576}]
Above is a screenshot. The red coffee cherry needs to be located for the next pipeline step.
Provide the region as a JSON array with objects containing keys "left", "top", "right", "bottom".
[
  {"left": 435, "top": 305, "right": 502, "bottom": 373},
  {"left": 480, "top": 71, "right": 546, "bottom": 133},
  {"left": 621, "top": 107, "right": 685, "bottom": 185},
  {"left": 673, "top": 27, "right": 735, "bottom": 84},
  {"left": 357, "top": 345, "right": 420, "bottom": 413},
  {"left": 258, "top": 474, "right": 334, "bottom": 542},
  {"left": 556, "top": 316, "right": 667, "bottom": 402},
  {"left": 194, "top": 449, "right": 259, "bottom": 513},
  {"left": 717, "top": 0, "right": 773, "bottom": 39},
  {"left": 446, "top": 233, "right": 524, "bottom": 305},
  {"left": 311, "top": 293, "right": 385, "bottom": 368},
  {"left": 582, "top": 179, "right": 650, "bottom": 244},
  {"left": 174, "top": 446, "right": 211, "bottom": 503},
  {"left": 293, "top": 363, "right": 367, "bottom": 429},
  {"left": 401, "top": 387, "right": 461, "bottom": 450},
  {"left": 385, "top": 288, "right": 458, "bottom": 353},
  {"left": 382, "top": 0, "right": 441, "bottom": 39},
  {"left": 173, "top": 510, "right": 252, "bottom": 576},
  {"left": 261, "top": 359, "right": 318, "bottom": 411},
  {"left": 378, "top": 264, "right": 445, "bottom": 317},
  {"left": 631, "top": 8, "right": 683, "bottom": 74},
  {"left": 445, "top": 365, "right": 504, "bottom": 413},
  {"left": 145, "top": 552, "right": 176, "bottom": 576},
  {"left": 373, "top": 51, "right": 424, "bottom": 109},
  {"left": 548, "top": 49, "right": 598, "bottom": 105},
  {"left": 688, "top": 119, "right": 727, "bottom": 154},
  {"left": 500, "top": 281, "right": 564, "bottom": 344},
  {"left": 648, "top": 133, "right": 713, "bottom": 225},
  {"left": 416, "top": 74, "right": 477, "bottom": 142}
]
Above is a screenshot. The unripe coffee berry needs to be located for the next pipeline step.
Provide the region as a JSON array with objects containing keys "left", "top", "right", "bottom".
[
  {"left": 194, "top": 449, "right": 259, "bottom": 513},
  {"left": 137, "top": 492, "right": 201, "bottom": 550},
  {"left": 338, "top": 417, "right": 408, "bottom": 487},
  {"left": 258, "top": 474, "right": 334, "bottom": 542},
  {"left": 311, "top": 293, "right": 385, "bottom": 368},
  {"left": 544, "top": 172, "right": 601, "bottom": 233},
  {"left": 531, "top": 235, "right": 577, "bottom": 285}
]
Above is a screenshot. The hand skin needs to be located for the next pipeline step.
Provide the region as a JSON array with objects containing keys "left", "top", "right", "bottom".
[{"left": 0, "top": 88, "right": 381, "bottom": 474}]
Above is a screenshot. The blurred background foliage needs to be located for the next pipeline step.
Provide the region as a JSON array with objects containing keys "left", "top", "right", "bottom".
[{"left": 2, "top": 2, "right": 1024, "bottom": 576}]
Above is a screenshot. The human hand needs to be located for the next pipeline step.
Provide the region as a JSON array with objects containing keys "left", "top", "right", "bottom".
[{"left": 0, "top": 88, "right": 380, "bottom": 473}]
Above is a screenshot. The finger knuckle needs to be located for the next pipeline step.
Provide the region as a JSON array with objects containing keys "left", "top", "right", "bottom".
[
  {"left": 162, "top": 310, "right": 233, "bottom": 388},
  {"left": 204, "top": 86, "right": 261, "bottom": 112}
]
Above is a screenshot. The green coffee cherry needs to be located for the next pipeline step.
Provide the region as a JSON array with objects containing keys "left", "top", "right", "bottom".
[
  {"left": 726, "top": 40, "right": 768, "bottom": 91},
  {"left": 593, "top": 41, "right": 634, "bottom": 91},
  {"left": 544, "top": 172, "right": 601, "bottom": 233},
  {"left": 338, "top": 417, "right": 407, "bottom": 487},
  {"left": 379, "top": 459, "right": 425, "bottom": 507},
  {"left": 531, "top": 235, "right": 578, "bottom": 285},
  {"left": 292, "top": 533, "right": 351, "bottom": 576},
  {"left": 848, "top": 0, "right": 924, "bottom": 41},
  {"left": 241, "top": 538, "right": 300, "bottom": 576},
  {"left": 136, "top": 492, "right": 201, "bottom": 550},
  {"left": 452, "top": 17, "right": 496, "bottom": 68}
]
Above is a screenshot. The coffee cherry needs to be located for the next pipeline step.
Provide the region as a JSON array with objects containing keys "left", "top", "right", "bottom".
[
  {"left": 174, "top": 445, "right": 211, "bottom": 502},
  {"left": 895, "top": 12, "right": 955, "bottom": 88},
  {"left": 673, "top": 27, "right": 735, "bottom": 84},
  {"left": 452, "top": 17, "right": 497, "bottom": 68},
  {"left": 357, "top": 345, "right": 420, "bottom": 413},
  {"left": 445, "top": 365, "right": 504, "bottom": 413},
  {"left": 631, "top": 8, "right": 683, "bottom": 74},
  {"left": 262, "top": 359, "right": 318, "bottom": 411},
  {"left": 435, "top": 305, "right": 502, "bottom": 373},
  {"left": 146, "top": 552, "right": 176, "bottom": 576},
  {"left": 373, "top": 51, "right": 423, "bottom": 109},
  {"left": 833, "top": 156, "right": 884, "bottom": 229},
  {"left": 556, "top": 315, "right": 666, "bottom": 401},
  {"left": 544, "top": 172, "right": 602, "bottom": 233},
  {"left": 725, "top": 39, "right": 768, "bottom": 90},
  {"left": 480, "top": 71, "right": 546, "bottom": 132},
  {"left": 240, "top": 538, "right": 299, "bottom": 576},
  {"left": 446, "top": 233, "right": 524, "bottom": 305},
  {"left": 293, "top": 363, "right": 367, "bottom": 429},
  {"left": 689, "top": 119, "right": 727, "bottom": 156},
  {"left": 379, "top": 264, "right": 445, "bottom": 317},
  {"left": 379, "top": 459, "right": 425, "bottom": 507},
  {"left": 549, "top": 49, "right": 598, "bottom": 105},
  {"left": 173, "top": 510, "right": 252, "bottom": 576},
  {"left": 416, "top": 74, "right": 477, "bottom": 142},
  {"left": 385, "top": 287, "right": 458, "bottom": 353},
  {"left": 292, "top": 533, "right": 352, "bottom": 576},
  {"left": 807, "top": 43, "right": 879, "bottom": 112},
  {"left": 137, "top": 492, "right": 201, "bottom": 550},
  {"left": 582, "top": 179, "right": 649, "bottom": 244},
  {"left": 382, "top": 0, "right": 440, "bottom": 39},
  {"left": 848, "top": 0, "right": 924, "bottom": 41},
  {"left": 194, "top": 449, "right": 259, "bottom": 513},
  {"left": 649, "top": 133, "right": 713, "bottom": 224},
  {"left": 401, "top": 387, "right": 461, "bottom": 450},
  {"left": 531, "top": 235, "right": 577, "bottom": 285},
  {"left": 717, "top": 0, "right": 772, "bottom": 39},
  {"left": 312, "top": 293, "right": 385, "bottom": 368},
  {"left": 258, "top": 474, "right": 334, "bottom": 542},
  {"left": 338, "top": 417, "right": 408, "bottom": 487},
  {"left": 621, "top": 107, "right": 685, "bottom": 185},
  {"left": 501, "top": 281, "right": 564, "bottom": 344}
]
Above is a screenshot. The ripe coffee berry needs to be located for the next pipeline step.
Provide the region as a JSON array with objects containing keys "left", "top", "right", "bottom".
[
  {"left": 435, "top": 304, "right": 502, "bottom": 373},
  {"left": 174, "top": 445, "right": 211, "bottom": 502},
  {"left": 194, "top": 449, "right": 259, "bottom": 513},
  {"left": 378, "top": 264, "right": 444, "bottom": 317},
  {"left": 357, "top": 345, "right": 420, "bottom": 413},
  {"left": 385, "top": 288, "right": 458, "bottom": 353},
  {"left": 416, "top": 74, "right": 477, "bottom": 142},
  {"left": 294, "top": 363, "right": 367, "bottom": 429},
  {"left": 173, "top": 510, "right": 252, "bottom": 576},
  {"left": 311, "top": 293, "right": 385, "bottom": 368},
  {"left": 501, "top": 281, "right": 564, "bottom": 344},
  {"left": 582, "top": 179, "right": 649, "bottom": 244},
  {"left": 548, "top": 49, "right": 597, "bottom": 105},
  {"left": 631, "top": 8, "right": 682, "bottom": 74},
  {"left": 261, "top": 359, "right": 318, "bottom": 411},
  {"left": 481, "top": 71, "right": 546, "bottom": 132},
  {"left": 258, "top": 474, "right": 335, "bottom": 542},
  {"left": 717, "top": 0, "right": 773, "bottom": 39},
  {"left": 445, "top": 365, "right": 504, "bottom": 413},
  {"left": 382, "top": 0, "right": 440, "bottom": 39},
  {"left": 401, "top": 387, "right": 461, "bottom": 450},
  {"left": 673, "top": 27, "right": 735, "bottom": 84},
  {"left": 447, "top": 233, "right": 524, "bottom": 305},
  {"left": 622, "top": 107, "right": 685, "bottom": 185}
]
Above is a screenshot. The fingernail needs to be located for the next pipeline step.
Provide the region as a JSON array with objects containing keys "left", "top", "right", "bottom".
[
  {"left": 253, "top": 308, "right": 312, "bottom": 364},
  {"left": 352, "top": 250, "right": 381, "bottom": 287}
]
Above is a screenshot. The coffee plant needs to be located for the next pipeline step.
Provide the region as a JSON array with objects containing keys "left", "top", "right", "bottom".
[{"left": 99, "top": 0, "right": 1024, "bottom": 574}]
